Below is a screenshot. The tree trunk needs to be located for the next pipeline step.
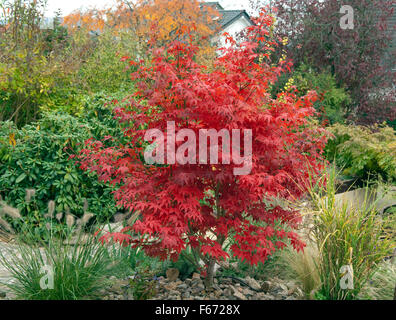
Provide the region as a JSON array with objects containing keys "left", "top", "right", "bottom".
[{"left": 204, "top": 258, "right": 216, "bottom": 289}]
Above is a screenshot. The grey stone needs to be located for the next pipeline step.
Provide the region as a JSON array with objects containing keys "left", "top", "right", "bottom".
[
  {"left": 245, "top": 276, "right": 261, "bottom": 291},
  {"left": 261, "top": 281, "right": 271, "bottom": 292},
  {"left": 233, "top": 291, "right": 247, "bottom": 300},
  {"left": 177, "top": 283, "right": 188, "bottom": 290}
]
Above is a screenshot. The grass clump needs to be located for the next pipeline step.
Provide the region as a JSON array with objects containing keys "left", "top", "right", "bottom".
[
  {"left": 280, "top": 243, "right": 320, "bottom": 298},
  {"left": 0, "top": 231, "right": 117, "bottom": 300},
  {"left": 305, "top": 166, "right": 395, "bottom": 300},
  {"left": 358, "top": 260, "right": 396, "bottom": 300}
]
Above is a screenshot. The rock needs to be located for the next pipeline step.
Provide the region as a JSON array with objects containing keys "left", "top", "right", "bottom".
[
  {"left": 292, "top": 287, "right": 304, "bottom": 298},
  {"left": 215, "top": 290, "right": 223, "bottom": 297},
  {"left": 268, "top": 282, "right": 289, "bottom": 299},
  {"left": 113, "top": 213, "right": 126, "bottom": 223},
  {"left": 192, "top": 284, "right": 205, "bottom": 294},
  {"left": 192, "top": 272, "right": 201, "bottom": 280},
  {"left": 177, "top": 283, "right": 188, "bottom": 290},
  {"left": 103, "top": 222, "right": 123, "bottom": 233},
  {"left": 277, "top": 283, "right": 289, "bottom": 293},
  {"left": 255, "top": 292, "right": 268, "bottom": 300},
  {"left": 261, "top": 281, "right": 271, "bottom": 292},
  {"left": 166, "top": 268, "right": 180, "bottom": 281},
  {"left": 191, "top": 278, "right": 203, "bottom": 286},
  {"left": 233, "top": 291, "right": 247, "bottom": 300},
  {"left": 242, "top": 288, "right": 255, "bottom": 296},
  {"left": 169, "top": 290, "right": 180, "bottom": 296},
  {"left": 286, "top": 281, "right": 296, "bottom": 290},
  {"left": 164, "top": 282, "right": 178, "bottom": 291},
  {"left": 245, "top": 276, "right": 261, "bottom": 291},
  {"left": 221, "top": 277, "right": 232, "bottom": 284},
  {"left": 212, "top": 284, "right": 221, "bottom": 291},
  {"left": 224, "top": 287, "right": 233, "bottom": 297}
]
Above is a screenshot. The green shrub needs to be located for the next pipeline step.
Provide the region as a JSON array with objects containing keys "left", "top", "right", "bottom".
[
  {"left": 0, "top": 0, "right": 86, "bottom": 127},
  {"left": 160, "top": 248, "right": 199, "bottom": 281},
  {"left": 0, "top": 95, "right": 125, "bottom": 238},
  {"left": 128, "top": 266, "right": 159, "bottom": 300},
  {"left": 325, "top": 123, "right": 396, "bottom": 184},
  {"left": 106, "top": 244, "right": 163, "bottom": 279},
  {"left": 77, "top": 30, "right": 139, "bottom": 95},
  {"left": 271, "top": 64, "right": 351, "bottom": 124},
  {"left": 0, "top": 1, "right": 137, "bottom": 127}
]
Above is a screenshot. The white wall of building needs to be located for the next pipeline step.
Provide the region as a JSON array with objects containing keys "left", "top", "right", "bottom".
[{"left": 212, "top": 15, "right": 252, "bottom": 49}]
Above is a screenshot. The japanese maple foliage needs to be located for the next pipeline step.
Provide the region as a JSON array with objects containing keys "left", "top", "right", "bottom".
[{"left": 78, "top": 10, "right": 328, "bottom": 286}]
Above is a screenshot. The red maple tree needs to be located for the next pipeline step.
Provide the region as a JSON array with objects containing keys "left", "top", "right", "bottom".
[{"left": 79, "top": 10, "right": 328, "bottom": 287}]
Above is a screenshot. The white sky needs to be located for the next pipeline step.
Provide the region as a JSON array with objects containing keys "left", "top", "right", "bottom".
[{"left": 44, "top": 0, "right": 253, "bottom": 16}]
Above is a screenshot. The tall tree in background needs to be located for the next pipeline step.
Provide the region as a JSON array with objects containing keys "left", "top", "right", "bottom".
[
  {"left": 250, "top": 0, "right": 395, "bottom": 125},
  {"left": 0, "top": 0, "right": 77, "bottom": 126},
  {"left": 63, "top": 0, "right": 220, "bottom": 63}
]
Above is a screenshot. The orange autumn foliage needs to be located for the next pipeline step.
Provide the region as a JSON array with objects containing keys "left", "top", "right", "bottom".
[
  {"left": 62, "top": 9, "right": 107, "bottom": 33},
  {"left": 62, "top": 0, "right": 220, "bottom": 65},
  {"left": 62, "top": 0, "right": 220, "bottom": 42}
]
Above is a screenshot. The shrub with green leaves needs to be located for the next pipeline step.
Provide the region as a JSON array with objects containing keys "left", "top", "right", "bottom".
[
  {"left": 160, "top": 248, "right": 199, "bottom": 281},
  {"left": 0, "top": 94, "right": 125, "bottom": 238},
  {"left": 106, "top": 244, "right": 163, "bottom": 279},
  {"left": 271, "top": 64, "right": 351, "bottom": 124},
  {"left": 77, "top": 30, "right": 139, "bottom": 95},
  {"left": 325, "top": 123, "right": 396, "bottom": 184}
]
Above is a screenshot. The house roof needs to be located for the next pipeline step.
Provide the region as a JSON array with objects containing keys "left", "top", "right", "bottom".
[
  {"left": 201, "top": 2, "right": 254, "bottom": 29},
  {"left": 217, "top": 10, "right": 253, "bottom": 29},
  {"left": 203, "top": 2, "right": 224, "bottom": 10}
]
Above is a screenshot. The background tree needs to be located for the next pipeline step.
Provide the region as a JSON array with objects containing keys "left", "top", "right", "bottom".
[
  {"left": 250, "top": 0, "right": 396, "bottom": 125},
  {"left": 0, "top": 0, "right": 89, "bottom": 126},
  {"left": 62, "top": 0, "right": 220, "bottom": 63}
]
